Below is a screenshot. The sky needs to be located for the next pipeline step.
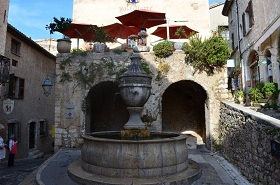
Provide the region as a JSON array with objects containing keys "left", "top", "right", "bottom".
[{"left": 8, "top": 0, "right": 224, "bottom": 40}]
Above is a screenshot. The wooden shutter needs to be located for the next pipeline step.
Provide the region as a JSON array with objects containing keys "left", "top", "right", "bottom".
[
  {"left": 8, "top": 74, "right": 15, "bottom": 98},
  {"left": 242, "top": 13, "right": 246, "bottom": 36},
  {"left": 18, "top": 78, "right": 24, "bottom": 99},
  {"left": 248, "top": 1, "right": 254, "bottom": 27}
]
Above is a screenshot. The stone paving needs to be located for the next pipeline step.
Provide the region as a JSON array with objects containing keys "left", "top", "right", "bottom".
[
  {"left": 0, "top": 155, "right": 50, "bottom": 185},
  {"left": 0, "top": 137, "right": 252, "bottom": 185}
]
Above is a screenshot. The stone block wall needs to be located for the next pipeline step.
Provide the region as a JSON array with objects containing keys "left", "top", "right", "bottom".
[{"left": 219, "top": 102, "right": 280, "bottom": 184}]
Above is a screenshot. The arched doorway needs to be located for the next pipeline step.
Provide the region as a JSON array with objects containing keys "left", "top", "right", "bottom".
[
  {"left": 85, "top": 81, "right": 129, "bottom": 132},
  {"left": 162, "top": 80, "right": 207, "bottom": 142}
]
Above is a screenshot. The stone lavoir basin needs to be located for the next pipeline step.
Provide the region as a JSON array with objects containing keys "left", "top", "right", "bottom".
[{"left": 68, "top": 131, "right": 202, "bottom": 185}]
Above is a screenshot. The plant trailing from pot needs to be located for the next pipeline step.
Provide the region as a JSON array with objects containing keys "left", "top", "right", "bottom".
[{"left": 45, "top": 17, "right": 72, "bottom": 53}]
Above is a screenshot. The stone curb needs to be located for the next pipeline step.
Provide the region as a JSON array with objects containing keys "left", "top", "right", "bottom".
[{"left": 35, "top": 149, "right": 62, "bottom": 185}]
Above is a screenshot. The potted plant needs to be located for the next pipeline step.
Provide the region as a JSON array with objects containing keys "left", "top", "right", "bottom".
[
  {"left": 174, "top": 27, "right": 186, "bottom": 51},
  {"left": 46, "top": 17, "right": 72, "bottom": 53},
  {"left": 262, "top": 82, "right": 280, "bottom": 104},
  {"left": 235, "top": 90, "right": 245, "bottom": 105},
  {"left": 91, "top": 26, "right": 113, "bottom": 53}
]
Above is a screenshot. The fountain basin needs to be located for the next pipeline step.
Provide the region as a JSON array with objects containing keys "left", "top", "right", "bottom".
[{"left": 81, "top": 131, "right": 188, "bottom": 178}]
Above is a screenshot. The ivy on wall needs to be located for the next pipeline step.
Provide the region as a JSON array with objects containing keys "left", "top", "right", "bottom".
[{"left": 58, "top": 51, "right": 152, "bottom": 86}]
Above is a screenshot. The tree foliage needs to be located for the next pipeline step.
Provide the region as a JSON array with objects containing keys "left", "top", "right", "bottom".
[{"left": 183, "top": 32, "right": 231, "bottom": 75}]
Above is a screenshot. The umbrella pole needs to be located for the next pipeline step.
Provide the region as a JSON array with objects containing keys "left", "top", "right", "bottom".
[
  {"left": 77, "top": 38, "right": 79, "bottom": 49},
  {"left": 166, "top": 18, "right": 170, "bottom": 41}
]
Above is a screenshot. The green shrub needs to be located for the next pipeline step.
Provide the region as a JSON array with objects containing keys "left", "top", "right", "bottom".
[
  {"left": 183, "top": 32, "right": 231, "bottom": 75},
  {"left": 249, "top": 87, "right": 264, "bottom": 103},
  {"left": 153, "top": 40, "right": 174, "bottom": 58},
  {"left": 262, "top": 82, "right": 279, "bottom": 99}
]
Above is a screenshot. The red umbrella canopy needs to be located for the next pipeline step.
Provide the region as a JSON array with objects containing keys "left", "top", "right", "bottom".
[
  {"left": 151, "top": 25, "right": 197, "bottom": 39},
  {"left": 103, "top": 23, "right": 139, "bottom": 39},
  {"left": 62, "top": 23, "right": 97, "bottom": 41},
  {"left": 116, "top": 9, "right": 166, "bottom": 28}
]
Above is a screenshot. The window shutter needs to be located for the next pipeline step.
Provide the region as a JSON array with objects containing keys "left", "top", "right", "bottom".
[
  {"left": 242, "top": 13, "right": 246, "bottom": 36},
  {"left": 8, "top": 74, "right": 15, "bottom": 98},
  {"left": 248, "top": 1, "right": 254, "bottom": 27},
  {"left": 18, "top": 78, "right": 24, "bottom": 99}
]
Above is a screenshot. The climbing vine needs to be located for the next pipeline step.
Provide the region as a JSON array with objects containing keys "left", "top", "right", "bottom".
[{"left": 58, "top": 54, "right": 152, "bottom": 86}]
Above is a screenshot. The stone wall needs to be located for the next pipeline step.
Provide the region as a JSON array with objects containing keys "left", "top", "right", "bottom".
[
  {"left": 0, "top": 0, "right": 9, "bottom": 55},
  {"left": 219, "top": 102, "right": 280, "bottom": 184},
  {"left": 54, "top": 51, "right": 228, "bottom": 150}
]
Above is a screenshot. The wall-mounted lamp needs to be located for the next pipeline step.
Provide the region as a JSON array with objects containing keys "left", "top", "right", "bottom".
[
  {"left": 42, "top": 74, "right": 56, "bottom": 97},
  {"left": 0, "top": 55, "right": 10, "bottom": 85}
]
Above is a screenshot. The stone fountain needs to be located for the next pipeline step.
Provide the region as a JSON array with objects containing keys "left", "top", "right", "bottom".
[{"left": 68, "top": 53, "right": 201, "bottom": 185}]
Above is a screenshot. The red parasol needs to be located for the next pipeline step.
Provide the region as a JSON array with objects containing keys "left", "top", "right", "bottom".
[
  {"left": 62, "top": 23, "right": 96, "bottom": 40},
  {"left": 103, "top": 23, "right": 139, "bottom": 39},
  {"left": 62, "top": 23, "right": 98, "bottom": 47},
  {"left": 151, "top": 25, "right": 197, "bottom": 40},
  {"left": 115, "top": 9, "right": 166, "bottom": 28}
]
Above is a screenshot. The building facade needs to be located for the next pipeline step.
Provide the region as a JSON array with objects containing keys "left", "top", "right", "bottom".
[
  {"left": 71, "top": 0, "right": 211, "bottom": 50},
  {"left": 0, "top": 0, "right": 9, "bottom": 56},
  {"left": 223, "top": 0, "right": 280, "bottom": 103},
  {"left": 0, "top": 24, "right": 56, "bottom": 159}
]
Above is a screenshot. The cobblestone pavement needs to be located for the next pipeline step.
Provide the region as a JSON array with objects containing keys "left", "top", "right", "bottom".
[{"left": 0, "top": 155, "right": 50, "bottom": 185}]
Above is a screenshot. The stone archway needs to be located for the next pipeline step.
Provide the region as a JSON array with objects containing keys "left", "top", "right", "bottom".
[
  {"left": 85, "top": 81, "right": 129, "bottom": 132},
  {"left": 162, "top": 80, "right": 207, "bottom": 142}
]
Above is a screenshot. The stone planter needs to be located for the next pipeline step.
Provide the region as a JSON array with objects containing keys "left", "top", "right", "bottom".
[
  {"left": 94, "top": 42, "right": 106, "bottom": 53},
  {"left": 57, "top": 38, "right": 71, "bottom": 53},
  {"left": 174, "top": 42, "right": 184, "bottom": 51}
]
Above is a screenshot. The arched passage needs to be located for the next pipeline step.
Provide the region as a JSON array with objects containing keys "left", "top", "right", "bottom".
[
  {"left": 85, "top": 81, "right": 129, "bottom": 132},
  {"left": 162, "top": 80, "right": 207, "bottom": 142}
]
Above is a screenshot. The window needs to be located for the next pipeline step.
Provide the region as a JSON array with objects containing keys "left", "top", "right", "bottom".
[
  {"left": 242, "top": 0, "right": 254, "bottom": 36},
  {"left": 7, "top": 121, "right": 20, "bottom": 142},
  {"left": 12, "top": 59, "right": 18, "bottom": 67},
  {"left": 250, "top": 53, "right": 259, "bottom": 87},
  {"left": 218, "top": 26, "right": 229, "bottom": 40},
  {"left": 231, "top": 33, "right": 235, "bottom": 50},
  {"left": 39, "top": 120, "right": 48, "bottom": 137},
  {"left": 11, "top": 39, "right": 21, "bottom": 56},
  {"left": 127, "top": 0, "right": 138, "bottom": 3},
  {"left": 8, "top": 74, "right": 25, "bottom": 99}
]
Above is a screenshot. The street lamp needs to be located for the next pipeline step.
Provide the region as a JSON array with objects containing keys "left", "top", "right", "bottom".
[{"left": 42, "top": 74, "right": 56, "bottom": 97}]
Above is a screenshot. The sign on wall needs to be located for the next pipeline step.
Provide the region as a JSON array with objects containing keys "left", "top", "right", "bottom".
[{"left": 3, "top": 99, "right": 14, "bottom": 114}]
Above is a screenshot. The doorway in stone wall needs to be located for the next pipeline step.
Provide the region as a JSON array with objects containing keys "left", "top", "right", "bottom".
[
  {"left": 162, "top": 80, "right": 207, "bottom": 145},
  {"left": 29, "top": 122, "right": 36, "bottom": 149},
  {"left": 85, "top": 81, "right": 129, "bottom": 132}
]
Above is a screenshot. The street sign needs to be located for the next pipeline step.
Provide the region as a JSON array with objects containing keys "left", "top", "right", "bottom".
[{"left": 3, "top": 99, "right": 14, "bottom": 114}]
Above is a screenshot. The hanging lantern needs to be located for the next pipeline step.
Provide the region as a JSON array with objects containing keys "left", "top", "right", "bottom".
[{"left": 42, "top": 76, "right": 53, "bottom": 96}]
